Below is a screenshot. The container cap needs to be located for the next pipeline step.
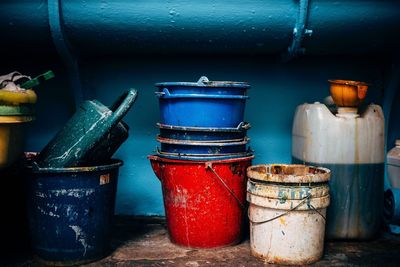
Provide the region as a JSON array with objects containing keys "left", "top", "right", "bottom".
[
  {"left": 0, "top": 104, "right": 35, "bottom": 116},
  {"left": 155, "top": 76, "right": 250, "bottom": 88},
  {"left": 396, "top": 140, "right": 400, "bottom": 147}
]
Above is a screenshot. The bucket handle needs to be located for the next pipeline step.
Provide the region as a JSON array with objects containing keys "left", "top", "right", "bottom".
[
  {"left": 111, "top": 89, "right": 138, "bottom": 122},
  {"left": 248, "top": 194, "right": 326, "bottom": 225},
  {"left": 205, "top": 162, "right": 246, "bottom": 210}
]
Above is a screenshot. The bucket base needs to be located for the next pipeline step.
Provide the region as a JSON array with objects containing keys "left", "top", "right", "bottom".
[
  {"left": 34, "top": 254, "right": 107, "bottom": 267},
  {"left": 250, "top": 250, "right": 322, "bottom": 265}
]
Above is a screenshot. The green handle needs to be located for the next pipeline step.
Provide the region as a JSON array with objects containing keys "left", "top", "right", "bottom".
[
  {"left": 111, "top": 89, "right": 138, "bottom": 122},
  {"left": 20, "top": 70, "right": 55, "bottom": 89}
]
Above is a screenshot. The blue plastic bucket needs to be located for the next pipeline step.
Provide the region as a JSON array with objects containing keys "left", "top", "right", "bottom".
[
  {"left": 155, "top": 76, "right": 250, "bottom": 96},
  {"left": 157, "top": 136, "right": 249, "bottom": 154},
  {"left": 27, "top": 158, "right": 123, "bottom": 266},
  {"left": 157, "top": 122, "right": 250, "bottom": 141},
  {"left": 156, "top": 90, "right": 248, "bottom": 128}
]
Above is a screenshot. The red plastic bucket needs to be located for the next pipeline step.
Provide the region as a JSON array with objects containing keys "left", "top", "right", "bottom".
[{"left": 148, "top": 154, "right": 254, "bottom": 248}]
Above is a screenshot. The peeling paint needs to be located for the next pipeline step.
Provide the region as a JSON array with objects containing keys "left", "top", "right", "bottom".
[{"left": 69, "top": 225, "right": 89, "bottom": 256}]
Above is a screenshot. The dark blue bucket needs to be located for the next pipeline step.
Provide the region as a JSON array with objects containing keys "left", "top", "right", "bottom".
[
  {"left": 27, "top": 159, "right": 123, "bottom": 266},
  {"left": 156, "top": 90, "right": 248, "bottom": 128},
  {"left": 157, "top": 136, "right": 249, "bottom": 155},
  {"left": 157, "top": 122, "right": 250, "bottom": 141},
  {"left": 155, "top": 76, "right": 250, "bottom": 96}
]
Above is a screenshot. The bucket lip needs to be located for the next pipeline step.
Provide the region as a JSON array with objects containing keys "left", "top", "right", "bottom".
[
  {"left": 328, "top": 79, "right": 369, "bottom": 87},
  {"left": 157, "top": 135, "right": 249, "bottom": 145},
  {"left": 156, "top": 92, "right": 249, "bottom": 99},
  {"left": 247, "top": 164, "right": 331, "bottom": 183},
  {"left": 155, "top": 81, "right": 250, "bottom": 89},
  {"left": 156, "top": 122, "right": 251, "bottom": 132},
  {"left": 155, "top": 151, "right": 254, "bottom": 161},
  {"left": 29, "top": 159, "right": 123, "bottom": 173},
  {"left": 148, "top": 154, "right": 254, "bottom": 163}
]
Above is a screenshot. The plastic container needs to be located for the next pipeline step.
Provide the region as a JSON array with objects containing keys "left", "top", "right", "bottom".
[
  {"left": 247, "top": 164, "right": 330, "bottom": 265},
  {"left": 156, "top": 89, "right": 248, "bottom": 128},
  {"left": 157, "top": 136, "right": 249, "bottom": 155},
  {"left": 388, "top": 140, "right": 400, "bottom": 188},
  {"left": 0, "top": 105, "right": 34, "bottom": 169},
  {"left": 37, "top": 90, "right": 137, "bottom": 168},
  {"left": 148, "top": 154, "right": 253, "bottom": 248},
  {"left": 27, "top": 158, "right": 123, "bottom": 266},
  {"left": 292, "top": 102, "right": 384, "bottom": 240},
  {"left": 155, "top": 76, "right": 250, "bottom": 96},
  {"left": 157, "top": 122, "right": 250, "bottom": 141}
]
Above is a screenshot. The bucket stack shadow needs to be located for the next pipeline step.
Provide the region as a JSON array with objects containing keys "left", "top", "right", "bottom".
[{"left": 149, "top": 76, "right": 254, "bottom": 248}]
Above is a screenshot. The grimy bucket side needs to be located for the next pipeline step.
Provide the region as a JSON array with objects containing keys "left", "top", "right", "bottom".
[
  {"left": 247, "top": 164, "right": 330, "bottom": 265},
  {"left": 148, "top": 155, "right": 254, "bottom": 248},
  {"left": 27, "top": 159, "right": 123, "bottom": 266}
]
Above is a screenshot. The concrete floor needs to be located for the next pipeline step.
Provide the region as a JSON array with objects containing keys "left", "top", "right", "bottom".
[{"left": 6, "top": 216, "right": 400, "bottom": 267}]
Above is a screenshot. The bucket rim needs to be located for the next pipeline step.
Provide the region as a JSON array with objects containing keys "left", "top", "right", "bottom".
[
  {"left": 148, "top": 154, "right": 254, "bottom": 164},
  {"left": 157, "top": 135, "right": 249, "bottom": 145},
  {"left": 247, "top": 164, "right": 330, "bottom": 183},
  {"left": 29, "top": 158, "right": 123, "bottom": 173},
  {"left": 156, "top": 122, "right": 251, "bottom": 132},
  {"left": 155, "top": 151, "right": 254, "bottom": 161},
  {"left": 155, "top": 81, "right": 250, "bottom": 89},
  {"left": 156, "top": 92, "right": 249, "bottom": 99}
]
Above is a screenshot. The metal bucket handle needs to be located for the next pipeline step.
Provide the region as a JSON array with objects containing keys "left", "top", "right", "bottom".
[
  {"left": 110, "top": 89, "right": 138, "bottom": 123},
  {"left": 248, "top": 194, "right": 326, "bottom": 225},
  {"left": 205, "top": 162, "right": 245, "bottom": 210}
]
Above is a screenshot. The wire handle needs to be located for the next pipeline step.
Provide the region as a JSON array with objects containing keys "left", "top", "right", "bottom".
[
  {"left": 248, "top": 194, "right": 326, "bottom": 225},
  {"left": 205, "top": 162, "right": 246, "bottom": 210}
]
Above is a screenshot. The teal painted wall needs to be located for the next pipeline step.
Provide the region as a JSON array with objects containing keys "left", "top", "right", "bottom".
[
  {"left": 0, "top": 55, "right": 390, "bottom": 216},
  {"left": 0, "top": 53, "right": 388, "bottom": 216},
  {"left": 77, "top": 55, "right": 385, "bottom": 215}
]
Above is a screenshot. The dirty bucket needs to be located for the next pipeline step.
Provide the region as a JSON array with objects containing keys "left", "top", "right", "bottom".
[
  {"left": 148, "top": 154, "right": 254, "bottom": 248},
  {"left": 247, "top": 164, "right": 330, "bottom": 265},
  {"left": 155, "top": 76, "right": 250, "bottom": 96},
  {"left": 155, "top": 89, "right": 248, "bottom": 128},
  {"left": 157, "top": 122, "right": 250, "bottom": 141},
  {"left": 27, "top": 157, "right": 123, "bottom": 265},
  {"left": 37, "top": 90, "right": 137, "bottom": 168},
  {"left": 157, "top": 136, "right": 249, "bottom": 155},
  {"left": 0, "top": 105, "right": 34, "bottom": 169}
]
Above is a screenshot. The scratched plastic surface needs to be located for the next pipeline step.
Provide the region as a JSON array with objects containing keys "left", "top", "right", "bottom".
[{"left": 27, "top": 160, "right": 122, "bottom": 265}]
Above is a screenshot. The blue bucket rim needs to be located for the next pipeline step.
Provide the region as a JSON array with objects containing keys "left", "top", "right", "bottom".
[
  {"left": 28, "top": 158, "right": 123, "bottom": 173},
  {"left": 155, "top": 91, "right": 249, "bottom": 99},
  {"left": 155, "top": 76, "right": 250, "bottom": 89},
  {"left": 157, "top": 136, "right": 250, "bottom": 146},
  {"left": 156, "top": 122, "right": 251, "bottom": 132},
  {"left": 155, "top": 81, "right": 250, "bottom": 89},
  {"left": 155, "top": 152, "right": 254, "bottom": 161}
]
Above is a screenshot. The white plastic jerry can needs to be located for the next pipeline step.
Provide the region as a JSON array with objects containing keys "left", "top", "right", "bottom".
[{"left": 292, "top": 103, "right": 385, "bottom": 240}]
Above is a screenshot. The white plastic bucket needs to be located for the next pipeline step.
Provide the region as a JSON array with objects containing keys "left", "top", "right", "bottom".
[{"left": 247, "top": 164, "right": 331, "bottom": 265}]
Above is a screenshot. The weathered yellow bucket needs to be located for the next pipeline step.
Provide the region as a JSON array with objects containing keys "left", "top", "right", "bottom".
[{"left": 0, "top": 106, "right": 34, "bottom": 169}]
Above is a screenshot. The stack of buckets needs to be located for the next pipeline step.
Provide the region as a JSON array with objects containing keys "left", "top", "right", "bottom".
[{"left": 149, "top": 76, "right": 254, "bottom": 248}]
